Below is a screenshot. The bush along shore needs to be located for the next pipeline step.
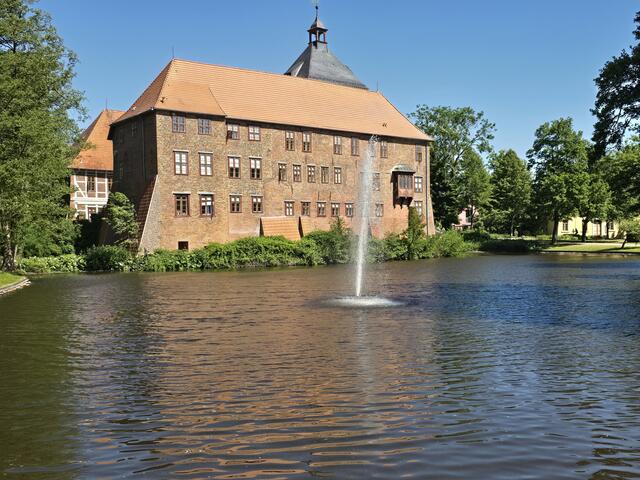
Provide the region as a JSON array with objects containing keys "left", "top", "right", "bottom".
[{"left": 17, "top": 215, "right": 478, "bottom": 274}]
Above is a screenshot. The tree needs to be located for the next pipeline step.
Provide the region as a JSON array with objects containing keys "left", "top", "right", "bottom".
[
  {"left": 573, "top": 172, "right": 611, "bottom": 242},
  {"left": 598, "top": 139, "right": 640, "bottom": 219},
  {"left": 104, "top": 193, "right": 139, "bottom": 252},
  {"left": 0, "top": 0, "right": 84, "bottom": 270},
  {"left": 404, "top": 206, "right": 425, "bottom": 260},
  {"left": 592, "top": 11, "right": 640, "bottom": 157},
  {"left": 619, "top": 218, "right": 640, "bottom": 248},
  {"left": 487, "top": 149, "right": 532, "bottom": 236},
  {"left": 410, "top": 106, "right": 495, "bottom": 227},
  {"left": 527, "top": 118, "right": 588, "bottom": 244},
  {"left": 458, "top": 150, "right": 491, "bottom": 229}
]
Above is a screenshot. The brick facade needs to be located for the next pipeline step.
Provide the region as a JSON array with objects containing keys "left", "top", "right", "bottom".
[{"left": 112, "top": 111, "right": 434, "bottom": 252}]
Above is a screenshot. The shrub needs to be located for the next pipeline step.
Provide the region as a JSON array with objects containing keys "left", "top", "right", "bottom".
[
  {"left": 462, "top": 229, "right": 492, "bottom": 243},
  {"left": 422, "top": 230, "right": 473, "bottom": 258},
  {"left": 383, "top": 233, "right": 408, "bottom": 261},
  {"left": 306, "top": 218, "right": 352, "bottom": 264},
  {"left": 19, "top": 254, "right": 85, "bottom": 273},
  {"left": 478, "top": 238, "right": 542, "bottom": 253},
  {"left": 85, "top": 245, "right": 133, "bottom": 272},
  {"left": 134, "top": 249, "right": 197, "bottom": 272}
]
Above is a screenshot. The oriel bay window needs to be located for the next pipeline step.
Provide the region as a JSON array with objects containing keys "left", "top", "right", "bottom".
[
  {"left": 228, "top": 156, "right": 240, "bottom": 178},
  {"left": 331, "top": 202, "right": 340, "bottom": 217},
  {"left": 302, "top": 132, "right": 312, "bottom": 152},
  {"left": 307, "top": 165, "right": 316, "bottom": 183},
  {"left": 284, "top": 201, "right": 294, "bottom": 216},
  {"left": 199, "top": 153, "right": 212, "bottom": 176},
  {"left": 301, "top": 201, "right": 311, "bottom": 216},
  {"left": 321, "top": 166, "right": 329, "bottom": 184},
  {"left": 392, "top": 167, "right": 415, "bottom": 206},
  {"left": 278, "top": 163, "right": 287, "bottom": 181},
  {"left": 285, "top": 131, "right": 295, "bottom": 151},
  {"left": 345, "top": 203, "right": 354, "bottom": 217},
  {"left": 317, "top": 201, "right": 326, "bottom": 217},
  {"left": 333, "top": 136, "right": 342, "bottom": 154},
  {"left": 230, "top": 195, "right": 242, "bottom": 213},
  {"left": 174, "top": 151, "right": 188, "bottom": 175},
  {"left": 250, "top": 157, "right": 262, "bottom": 179},
  {"left": 248, "top": 125, "right": 261, "bottom": 141},
  {"left": 174, "top": 194, "right": 190, "bottom": 216},
  {"left": 251, "top": 195, "right": 263, "bottom": 213},
  {"left": 200, "top": 194, "right": 214, "bottom": 216},
  {"left": 293, "top": 164, "right": 301, "bottom": 182},
  {"left": 334, "top": 167, "right": 342, "bottom": 184}
]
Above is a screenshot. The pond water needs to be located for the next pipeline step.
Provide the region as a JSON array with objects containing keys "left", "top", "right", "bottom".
[{"left": 1, "top": 255, "right": 640, "bottom": 479}]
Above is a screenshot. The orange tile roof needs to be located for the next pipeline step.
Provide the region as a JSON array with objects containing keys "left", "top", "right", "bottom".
[
  {"left": 73, "top": 109, "right": 124, "bottom": 171},
  {"left": 115, "top": 59, "right": 430, "bottom": 141},
  {"left": 260, "top": 217, "right": 301, "bottom": 241}
]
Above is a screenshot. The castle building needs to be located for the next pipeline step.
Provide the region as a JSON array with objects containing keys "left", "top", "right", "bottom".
[
  {"left": 108, "top": 12, "right": 434, "bottom": 252},
  {"left": 71, "top": 109, "right": 123, "bottom": 219}
]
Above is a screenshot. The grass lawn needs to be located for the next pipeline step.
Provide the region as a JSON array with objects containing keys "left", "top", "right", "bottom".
[
  {"left": 544, "top": 242, "right": 640, "bottom": 254},
  {"left": 0, "top": 272, "right": 25, "bottom": 288}
]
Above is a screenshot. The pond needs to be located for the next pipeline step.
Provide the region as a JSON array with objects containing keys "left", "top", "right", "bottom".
[{"left": 1, "top": 255, "right": 640, "bottom": 479}]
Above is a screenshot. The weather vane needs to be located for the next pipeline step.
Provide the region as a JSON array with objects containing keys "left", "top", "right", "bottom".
[{"left": 312, "top": 0, "right": 319, "bottom": 14}]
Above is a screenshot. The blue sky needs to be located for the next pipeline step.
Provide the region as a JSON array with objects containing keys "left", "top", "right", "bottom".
[{"left": 40, "top": 0, "right": 637, "bottom": 158}]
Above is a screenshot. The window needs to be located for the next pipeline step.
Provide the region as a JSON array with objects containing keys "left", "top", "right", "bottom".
[
  {"left": 131, "top": 122, "right": 138, "bottom": 137},
  {"left": 321, "top": 166, "right": 329, "bottom": 184},
  {"left": 317, "top": 201, "right": 326, "bottom": 217},
  {"left": 230, "top": 195, "right": 242, "bottom": 213},
  {"left": 380, "top": 140, "right": 388, "bottom": 158},
  {"left": 414, "top": 200, "right": 423, "bottom": 217},
  {"left": 333, "top": 136, "right": 342, "bottom": 155},
  {"left": 250, "top": 157, "right": 262, "bottom": 179},
  {"left": 251, "top": 195, "right": 262, "bottom": 213},
  {"left": 174, "top": 151, "right": 188, "bottom": 175},
  {"left": 175, "top": 194, "right": 189, "bottom": 216},
  {"left": 178, "top": 241, "right": 189, "bottom": 251},
  {"left": 200, "top": 194, "right": 214, "bottom": 216},
  {"left": 414, "top": 176, "right": 423, "bottom": 193},
  {"left": 301, "top": 201, "right": 311, "bottom": 216},
  {"left": 562, "top": 220, "right": 569, "bottom": 232},
  {"left": 278, "top": 163, "right": 287, "bottom": 182},
  {"left": 334, "top": 167, "right": 342, "bottom": 184},
  {"left": 375, "top": 203, "right": 384, "bottom": 217},
  {"left": 87, "top": 175, "right": 96, "bottom": 192},
  {"left": 284, "top": 201, "right": 294, "bottom": 216},
  {"left": 293, "top": 164, "right": 301, "bottom": 182},
  {"left": 307, "top": 165, "right": 316, "bottom": 183},
  {"left": 345, "top": 203, "right": 354, "bottom": 217},
  {"left": 372, "top": 172, "right": 381, "bottom": 191},
  {"left": 172, "top": 114, "right": 185, "bottom": 133},
  {"left": 351, "top": 137, "right": 359, "bottom": 156},
  {"left": 227, "top": 123, "right": 239, "bottom": 140},
  {"left": 398, "top": 174, "right": 413, "bottom": 189},
  {"left": 302, "top": 132, "right": 312, "bottom": 152},
  {"left": 285, "top": 131, "right": 295, "bottom": 151},
  {"left": 331, "top": 202, "right": 340, "bottom": 217},
  {"left": 199, "top": 153, "right": 212, "bottom": 176},
  {"left": 416, "top": 145, "right": 423, "bottom": 162},
  {"left": 248, "top": 125, "right": 261, "bottom": 141},
  {"left": 198, "top": 118, "right": 211, "bottom": 135},
  {"left": 228, "top": 156, "right": 240, "bottom": 178}
]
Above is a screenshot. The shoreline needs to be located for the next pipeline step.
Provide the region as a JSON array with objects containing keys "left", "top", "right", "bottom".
[{"left": 0, "top": 277, "right": 30, "bottom": 296}]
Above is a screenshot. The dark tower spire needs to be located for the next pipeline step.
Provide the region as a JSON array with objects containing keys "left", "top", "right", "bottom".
[{"left": 308, "top": 5, "right": 328, "bottom": 46}]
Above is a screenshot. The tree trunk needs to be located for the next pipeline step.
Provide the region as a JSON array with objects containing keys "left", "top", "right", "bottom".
[
  {"left": 510, "top": 217, "right": 515, "bottom": 237},
  {"left": 552, "top": 212, "right": 559, "bottom": 245},
  {"left": 581, "top": 218, "right": 588, "bottom": 243}
]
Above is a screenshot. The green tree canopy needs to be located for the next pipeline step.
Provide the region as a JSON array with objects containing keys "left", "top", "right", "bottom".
[
  {"left": 104, "top": 192, "right": 139, "bottom": 252},
  {"left": 487, "top": 149, "right": 532, "bottom": 236},
  {"left": 598, "top": 139, "right": 640, "bottom": 219},
  {"left": 0, "top": 0, "right": 84, "bottom": 269},
  {"left": 410, "top": 105, "right": 495, "bottom": 227},
  {"left": 592, "top": 11, "right": 640, "bottom": 157},
  {"left": 458, "top": 149, "right": 491, "bottom": 229},
  {"left": 527, "top": 118, "right": 589, "bottom": 243}
]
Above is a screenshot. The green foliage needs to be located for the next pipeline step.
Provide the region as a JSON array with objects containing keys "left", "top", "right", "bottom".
[
  {"left": 619, "top": 218, "right": 640, "bottom": 246},
  {"left": 0, "top": 0, "right": 85, "bottom": 270},
  {"left": 74, "top": 215, "right": 102, "bottom": 253},
  {"left": 405, "top": 207, "right": 426, "bottom": 260},
  {"left": 305, "top": 218, "right": 352, "bottom": 264},
  {"left": 384, "top": 230, "right": 473, "bottom": 261},
  {"left": 410, "top": 105, "right": 496, "bottom": 226},
  {"left": 19, "top": 254, "right": 85, "bottom": 273},
  {"left": 487, "top": 149, "right": 532, "bottom": 235},
  {"left": 22, "top": 216, "right": 77, "bottom": 257},
  {"left": 599, "top": 140, "right": 640, "bottom": 218},
  {"left": 477, "top": 238, "right": 542, "bottom": 253},
  {"left": 84, "top": 245, "right": 132, "bottom": 272},
  {"left": 574, "top": 172, "right": 612, "bottom": 241},
  {"left": 527, "top": 118, "right": 589, "bottom": 243},
  {"left": 592, "top": 11, "right": 640, "bottom": 156},
  {"left": 459, "top": 150, "right": 491, "bottom": 228},
  {"left": 104, "top": 192, "right": 139, "bottom": 251}
]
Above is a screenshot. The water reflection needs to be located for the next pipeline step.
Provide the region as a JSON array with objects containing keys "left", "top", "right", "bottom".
[{"left": 1, "top": 256, "right": 640, "bottom": 479}]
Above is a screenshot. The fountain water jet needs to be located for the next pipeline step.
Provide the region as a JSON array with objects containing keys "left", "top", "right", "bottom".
[{"left": 354, "top": 136, "right": 377, "bottom": 297}]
